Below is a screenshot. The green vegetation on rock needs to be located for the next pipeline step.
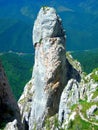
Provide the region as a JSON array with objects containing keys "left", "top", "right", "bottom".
[
  {"left": 71, "top": 50, "right": 98, "bottom": 73},
  {"left": 92, "top": 88, "right": 98, "bottom": 99},
  {"left": 68, "top": 114, "right": 98, "bottom": 130},
  {"left": 91, "top": 68, "right": 98, "bottom": 82}
]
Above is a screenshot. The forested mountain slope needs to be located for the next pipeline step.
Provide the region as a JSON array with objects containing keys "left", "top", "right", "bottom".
[
  {"left": 0, "top": 52, "right": 34, "bottom": 100},
  {"left": 0, "top": 50, "right": 98, "bottom": 100}
]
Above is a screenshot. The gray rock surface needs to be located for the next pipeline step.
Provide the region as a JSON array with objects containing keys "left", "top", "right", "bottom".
[
  {"left": 58, "top": 69, "right": 98, "bottom": 128},
  {"left": 58, "top": 79, "right": 80, "bottom": 124},
  {"left": 4, "top": 119, "right": 18, "bottom": 130},
  {"left": 0, "top": 5, "right": 97, "bottom": 130},
  {"left": 33, "top": 7, "right": 65, "bottom": 46},
  {"left": 29, "top": 7, "right": 67, "bottom": 130},
  {"left": 18, "top": 7, "right": 82, "bottom": 130},
  {"left": 0, "top": 61, "right": 22, "bottom": 130},
  {"left": 80, "top": 72, "right": 98, "bottom": 102},
  {"left": 18, "top": 79, "right": 34, "bottom": 129},
  {"left": 18, "top": 6, "right": 98, "bottom": 130},
  {"left": 86, "top": 105, "right": 98, "bottom": 119}
]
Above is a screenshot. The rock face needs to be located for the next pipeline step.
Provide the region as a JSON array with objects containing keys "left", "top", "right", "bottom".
[
  {"left": 29, "top": 7, "right": 67, "bottom": 130},
  {"left": 0, "top": 61, "right": 22, "bottom": 130},
  {"left": 4, "top": 119, "right": 19, "bottom": 130},
  {"left": 18, "top": 7, "right": 98, "bottom": 130},
  {"left": 86, "top": 105, "right": 98, "bottom": 119},
  {"left": 18, "top": 7, "right": 81, "bottom": 130},
  {"left": 58, "top": 79, "right": 80, "bottom": 124},
  {"left": 18, "top": 79, "right": 34, "bottom": 130},
  {"left": 58, "top": 68, "right": 98, "bottom": 129},
  {"left": 33, "top": 7, "right": 65, "bottom": 46}
]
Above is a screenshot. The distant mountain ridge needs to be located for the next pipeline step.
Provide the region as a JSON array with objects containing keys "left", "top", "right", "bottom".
[
  {"left": 0, "top": 19, "right": 33, "bottom": 52},
  {"left": 0, "top": 0, "right": 98, "bottom": 52}
]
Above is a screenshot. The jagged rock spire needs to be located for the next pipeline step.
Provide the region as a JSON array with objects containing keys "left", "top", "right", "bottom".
[
  {"left": 18, "top": 7, "right": 81, "bottom": 130},
  {"left": 29, "top": 7, "right": 67, "bottom": 130}
]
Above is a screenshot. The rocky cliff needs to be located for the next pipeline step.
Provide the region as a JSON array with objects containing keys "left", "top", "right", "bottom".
[
  {"left": 18, "top": 7, "right": 81, "bottom": 130},
  {"left": 19, "top": 6, "right": 67, "bottom": 130},
  {"left": 0, "top": 61, "right": 23, "bottom": 130},
  {"left": 58, "top": 66, "right": 98, "bottom": 130},
  {"left": 1, "top": 6, "right": 98, "bottom": 130}
]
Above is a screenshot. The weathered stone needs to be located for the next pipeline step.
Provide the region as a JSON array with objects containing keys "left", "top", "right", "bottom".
[
  {"left": 18, "top": 7, "right": 83, "bottom": 130},
  {"left": 29, "top": 7, "right": 67, "bottom": 130},
  {"left": 80, "top": 72, "right": 98, "bottom": 102},
  {"left": 18, "top": 6, "right": 98, "bottom": 130},
  {"left": 92, "top": 96, "right": 98, "bottom": 102},
  {"left": 33, "top": 7, "right": 65, "bottom": 46},
  {"left": 18, "top": 79, "right": 34, "bottom": 129},
  {"left": 4, "top": 119, "right": 18, "bottom": 130},
  {"left": 86, "top": 105, "right": 98, "bottom": 118},
  {"left": 0, "top": 61, "right": 23, "bottom": 130},
  {"left": 95, "top": 115, "right": 98, "bottom": 120},
  {"left": 58, "top": 79, "right": 80, "bottom": 124}
]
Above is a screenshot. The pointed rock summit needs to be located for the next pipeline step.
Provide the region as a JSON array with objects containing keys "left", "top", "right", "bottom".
[
  {"left": 19, "top": 7, "right": 68, "bottom": 130},
  {"left": 30, "top": 7, "right": 67, "bottom": 129},
  {"left": 33, "top": 7, "right": 65, "bottom": 46},
  {"left": 19, "top": 7, "right": 81, "bottom": 130}
]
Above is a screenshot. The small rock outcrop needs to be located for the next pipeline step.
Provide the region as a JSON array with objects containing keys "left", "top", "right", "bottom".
[
  {"left": 58, "top": 68, "right": 98, "bottom": 129},
  {"left": 4, "top": 119, "right": 19, "bottom": 130},
  {"left": 86, "top": 105, "right": 98, "bottom": 119},
  {"left": 0, "top": 61, "right": 22, "bottom": 130},
  {"left": 18, "top": 79, "right": 34, "bottom": 130},
  {"left": 58, "top": 79, "right": 80, "bottom": 124}
]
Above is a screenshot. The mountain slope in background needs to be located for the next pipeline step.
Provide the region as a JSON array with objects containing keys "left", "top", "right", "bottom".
[
  {"left": 0, "top": 0, "right": 98, "bottom": 52},
  {"left": 0, "top": 52, "right": 34, "bottom": 100},
  {"left": 0, "top": 49, "right": 98, "bottom": 100},
  {"left": 0, "top": 19, "right": 33, "bottom": 52},
  {"left": 72, "top": 49, "right": 98, "bottom": 73}
]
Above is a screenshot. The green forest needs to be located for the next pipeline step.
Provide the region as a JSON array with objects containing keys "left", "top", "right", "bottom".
[
  {"left": 0, "top": 52, "right": 34, "bottom": 100},
  {"left": 72, "top": 49, "right": 98, "bottom": 73},
  {"left": 0, "top": 49, "right": 98, "bottom": 100}
]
